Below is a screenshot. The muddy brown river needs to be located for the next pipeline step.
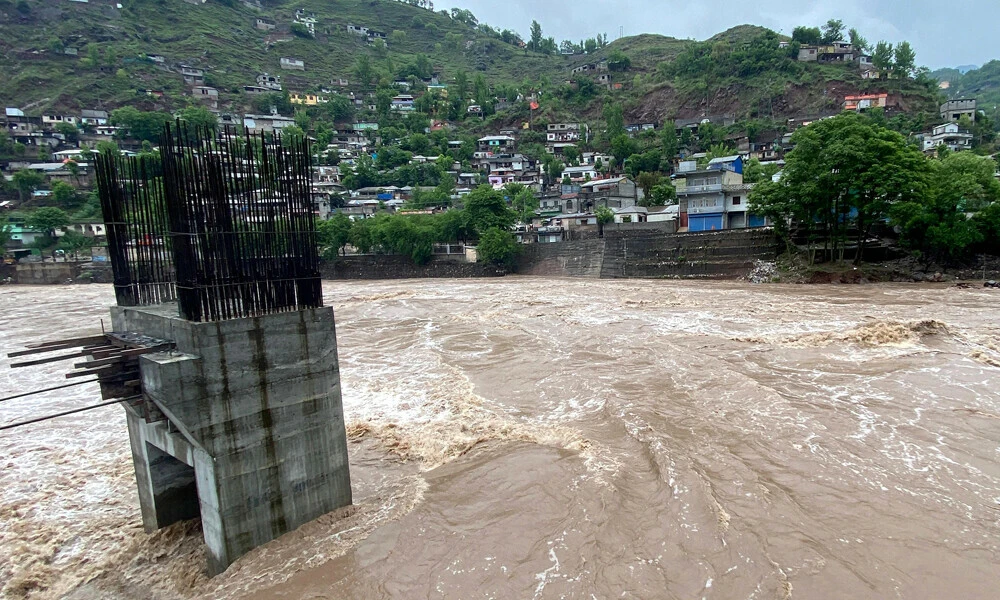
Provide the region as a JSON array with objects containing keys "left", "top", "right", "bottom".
[{"left": 2, "top": 279, "right": 999, "bottom": 599}]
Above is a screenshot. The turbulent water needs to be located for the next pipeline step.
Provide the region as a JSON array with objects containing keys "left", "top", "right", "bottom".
[{"left": 2, "top": 279, "right": 1000, "bottom": 599}]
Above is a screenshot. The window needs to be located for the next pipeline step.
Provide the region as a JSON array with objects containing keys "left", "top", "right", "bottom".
[{"left": 732, "top": 196, "right": 741, "bottom": 206}]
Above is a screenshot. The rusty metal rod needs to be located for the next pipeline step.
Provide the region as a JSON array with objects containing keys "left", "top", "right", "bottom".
[
  {"left": 0, "top": 395, "right": 140, "bottom": 432},
  {"left": 0, "top": 379, "right": 101, "bottom": 403}
]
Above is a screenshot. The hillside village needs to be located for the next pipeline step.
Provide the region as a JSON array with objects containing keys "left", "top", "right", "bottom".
[{"left": 1, "top": 0, "right": 999, "bottom": 271}]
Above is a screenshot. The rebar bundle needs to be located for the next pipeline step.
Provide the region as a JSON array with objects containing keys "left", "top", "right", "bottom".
[{"left": 95, "top": 122, "right": 323, "bottom": 322}]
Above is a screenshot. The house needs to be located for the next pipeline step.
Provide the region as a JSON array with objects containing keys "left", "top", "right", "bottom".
[
  {"left": 347, "top": 24, "right": 369, "bottom": 37},
  {"left": 578, "top": 177, "right": 639, "bottom": 210},
  {"left": 391, "top": 95, "right": 415, "bottom": 111},
  {"left": 180, "top": 65, "right": 205, "bottom": 85},
  {"left": 671, "top": 161, "right": 765, "bottom": 230},
  {"left": 561, "top": 165, "right": 599, "bottom": 183},
  {"left": 80, "top": 110, "right": 109, "bottom": 126},
  {"left": 535, "top": 225, "right": 565, "bottom": 243},
  {"left": 290, "top": 93, "right": 328, "bottom": 106},
  {"left": 255, "top": 73, "right": 282, "bottom": 91},
  {"left": 254, "top": 17, "right": 276, "bottom": 31},
  {"left": 798, "top": 41, "right": 855, "bottom": 63},
  {"left": 941, "top": 99, "right": 977, "bottom": 122},
  {"left": 7, "top": 222, "right": 45, "bottom": 247},
  {"left": 467, "top": 104, "right": 483, "bottom": 114},
  {"left": 280, "top": 57, "right": 305, "bottom": 71},
  {"left": 242, "top": 112, "right": 296, "bottom": 133},
  {"left": 646, "top": 205, "right": 679, "bottom": 223},
  {"left": 844, "top": 93, "right": 891, "bottom": 112},
  {"left": 477, "top": 135, "right": 516, "bottom": 154},
  {"left": 42, "top": 114, "right": 77, "bottom": 126},
  {"left": 613, "top": 206, "right": 647, "bottom": 223},
  {"left": 674, "top": 114, "right": 736, "bottom": 131},
  {"left": 191, "top": 86, "right": 219, "bottom": 109},
  {"left": 921, "top": 123, "right": 974, "bottom": 154}
]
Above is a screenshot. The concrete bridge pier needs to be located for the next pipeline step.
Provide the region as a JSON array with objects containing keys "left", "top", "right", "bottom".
[{"left": 114, "top": 304, "right": 352, "bottom": 575}]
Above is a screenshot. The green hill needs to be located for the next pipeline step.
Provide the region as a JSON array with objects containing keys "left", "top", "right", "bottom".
[
  {"left": 935, "top": 61, "right": 1000, "bottom": 122},
  {"left": 0, "top": 0, "right": 944, "bottom": 132}
]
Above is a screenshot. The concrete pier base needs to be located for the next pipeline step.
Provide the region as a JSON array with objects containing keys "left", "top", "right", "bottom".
[{"left": 113, "top": 305, "right": 352, "bottom": 575}]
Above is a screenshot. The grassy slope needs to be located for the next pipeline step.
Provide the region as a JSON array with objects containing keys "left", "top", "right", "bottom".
[{"left": 0, "top": 0, "right": 941, "bottom": 127}]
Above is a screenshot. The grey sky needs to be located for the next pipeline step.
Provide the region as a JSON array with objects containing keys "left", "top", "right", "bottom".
[{"left": 439, "top": 0, "right": 998, "bottom": 70}]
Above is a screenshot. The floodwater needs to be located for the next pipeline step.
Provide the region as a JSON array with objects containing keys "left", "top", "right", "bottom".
[{"left": 2, "top": 278, "right": 1000, "bottom": 600}]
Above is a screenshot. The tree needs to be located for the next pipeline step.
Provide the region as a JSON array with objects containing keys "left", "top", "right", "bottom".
[
  {"left": 178, "top": 106, "right": 218, "bottom": 132},
  {"left": 12, "top": 169, "right": 45, "bottom": 202},
  {"left": 464, "top": 185, "right": 515, "bottom": 235},
  {"left": 595, "top": 205, "right": 614, "bottom": 237},
  {"left": 354, "top": 55, "right": 375, "bottom": 89},
  {"left": 750, "top": 112, "right": 929, "bottom": 264},
  {"left": 893, "top": 41, "right": 916, "bottom": 79},
  {"left": 821, "top": 19, "right": 845, "bottom": 44},
  {"left": 58, "top": 230, "right": 91, "bottom": 256},
  {"left": 792, "top": 26, "right": 822, "bottom": 45},
  {"left": 743, "top": 158, "right": 782, "bottom": 184},
  {"left": 647, "top": 183, "right": 677, "bottom": 206},
  {"left": 872, "top": 41, "right": 894, "bottom": 75},
  {"left": 607, "top": 50, "right": 631, "bottom": 72},
  {"left": 316, "top": 213, "right": 353, "bottom": 258},
  {"left": 891, "top": 153, "right": 999, "bottom": 264},
  {"left": 476, "top": 227, "right": 519, "bottom": 268},
  {"left": 848, "top": 28, "right": 870, "bottom": 53},
  {"left": 636, "top": 172, "right": 660, "bottom": 201},
  {"left": 26, "top": 207, "right": 71, "bottom": 237},
  {"left": 603, "top": 103, "right": 625, "bottom": 139},
  {"left": 51, "top": 181, "right": 79, "bottom": 208},
  {"left": 55, "top": 122, "right": 79, "bottom": 143},
  {"left": 529, "top": 20, "right": 543, "bottom": 52},
  {"left": 0, "top": 220, "right": 12, "bottom": 248},
  {"left": 610, "top": 135, "right": 637, "bottom": 168},
  {"left": 543, "top": 157, "right": 564, "bottom": 187},
  {"left": 584, "top": 38, "right": 598, "bottom": 53},
  {"left": 511, "top": 187, "right": 539, "bottom": 224},
  {"left": 290, "top": 22, "right": 313, "bottom": 38},
  {"left": 110, "top": 107, "right": 172, "bottom": 143}
]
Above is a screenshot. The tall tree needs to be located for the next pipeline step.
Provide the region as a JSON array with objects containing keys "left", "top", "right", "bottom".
[
  {"left": 872, "top": 41, "right": 894, "bottom": 75},
  {"left": 893, "top": 41, "right": 916, "bottom": 79},
  {"left": 750, "top": 112, "right": 929, "bottom": 264},
  {"left": 529, "top": 20, "right": 543, "bottom": 52},
  {"left": 821, "top": 19, "right": 845, "bottom": 44},
  {"left": 848, "top": 28, "right": 870, "bottom": 53}
]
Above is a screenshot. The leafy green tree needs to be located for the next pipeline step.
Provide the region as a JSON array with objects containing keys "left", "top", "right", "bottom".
[
  {"left": 110, "top": 107, "right": 172, "bottom": 143},
  {"left": 0, "top": 220, "right": 12, "bottom": 248},
  {"left": 12, "top": 169, "right": 45, "bottom": 202},
  {"left": 792, "top": 26, "right": 822, "bottom": 45},
  {"left": 464, "top": 185, "right": 515, "bottom": 235},
  {"left": 55, "top": 122, "right": 79, "bottom": 143},
  {"left": 178, "top": 106, "right": 217, "bottom": 132},
  {"left": 584, "top": 38, "right": 598, "bottom": 53},
  {"left": 354, "top": 55, "right": 375, "bottom": 89},
  {"left": 743, "top": 158, "right": 782, "bottom": 184},
  {"left": 595, "top": 205, "right": 614, "bottom": 237},
  {"left": 543, "top": 156, "right": 565, "bottom": 186},
  {"left": 51, "top": 181, "right": 79, "bottom": 208},
  {"left": 316, "top": 213, "right": 353, "bottom": 258},
  {"left": 96, "top": 140, "right": 120, "bottom": 156},
  {"left": 610, "top": 134, "right": 637, "bottom": 168},
  {"left": 607, "top": 50, "right": 631, "bottom": 72},
  {"left": 290, "top": 22, "right": 313, "bottom": 38},
  {"left": 603, "top": 103, "right": 625, "bottom": 139},
  {"left": 821, "top": 19, "right": 845, "bottom": 44},
  {"left": 647, "top": 183, "right": 678, "bottom": 206},
  {"left": 511, "top": 187, "right": 539, "bottom": 224},
  {"left": 636, "top": 172, "right": 660, "bottom": 201},
  {"left": 476, "top": 227, "right": 519, "bottom": 268},
  {"left": 750, "top": 112, "right": 929, "bottom": 264},
  {"left": 528, "top": 20, "right": 543, "bottom": 52},
  {"left": 437, "top": 209, "right": 472, "bottom": 243},
  {"left": 26, "top": 207, "right": 71, "bottom": 237},
  {"left": 893, "top": 41, "right": 916, "bottom": 79},
  {"left": 848, "top": 28, "right": 870, "bottom": 53},
  {"left": 58, "top": 229, "right": 91, "bottom": 255},
  {"left": 872, "top": 41, "right": 894, "bottom": 75}
]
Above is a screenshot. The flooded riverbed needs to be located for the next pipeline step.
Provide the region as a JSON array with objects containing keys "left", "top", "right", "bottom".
[{"left": 2, "top": 279, "right": 999, "bottom": 599}]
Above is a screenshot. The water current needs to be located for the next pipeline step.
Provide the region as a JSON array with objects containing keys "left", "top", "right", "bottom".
[{"left": 2, "top": 279, "right": 999, "bottom": 599}]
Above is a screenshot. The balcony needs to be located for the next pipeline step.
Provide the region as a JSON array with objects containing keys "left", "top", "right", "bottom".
[{"left": 677, "top": 183, "right": 722, "bottom": 194}]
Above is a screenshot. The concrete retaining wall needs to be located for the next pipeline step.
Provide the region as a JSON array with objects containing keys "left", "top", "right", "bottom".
[
  {"left": 516, "top": 239, "right": 607, "bottom": 278},
  {"left": 320, "top": 255, "right": 506, "bottom": 279},
  {"left": 516, "top": 229, "right": 778, "bottom": 280}
]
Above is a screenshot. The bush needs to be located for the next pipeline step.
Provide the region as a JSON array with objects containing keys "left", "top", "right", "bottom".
[{"left": 476, "top": 227, "right": 519, "bottom": 268}]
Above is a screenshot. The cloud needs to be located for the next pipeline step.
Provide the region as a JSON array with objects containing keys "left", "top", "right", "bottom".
[{"left": 438, "top": 0, "right": 997, "bottom": 68}]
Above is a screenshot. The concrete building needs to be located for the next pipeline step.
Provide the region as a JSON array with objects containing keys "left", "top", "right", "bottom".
[
  {"left": 577, "top": 177, "right": 639, "bottom": 211},
  {"left": 477, "top": 135, "right": 516, "bottom": 154},
  {"left": 180, "top": 65, "right": 205, "bottom": 85},
  {"left": 280, "top": 57, "right": 305, "bottom": 71},
  {"left": 941, "top": 99, "right": 977, "bottom": 122},
  {"left": 921, "top": 123, "right": 974, "bottom": 154}
]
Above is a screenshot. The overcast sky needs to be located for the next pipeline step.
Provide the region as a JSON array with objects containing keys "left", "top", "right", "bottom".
[{"left": 438, "top": 0, "right": 998, "bottom": 70}]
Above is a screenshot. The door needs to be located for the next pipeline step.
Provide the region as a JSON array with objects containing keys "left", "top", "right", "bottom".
[{"left": 689, "top": 214, "right": 724, "bottom": 232}]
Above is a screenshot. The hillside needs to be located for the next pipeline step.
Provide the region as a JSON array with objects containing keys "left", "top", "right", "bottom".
[
  {"left": 0, "top": 0, "right": 937, "bottom": 131},
  {"left": 934, "top": 61, "right": 1000, "bottom": 122}
]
